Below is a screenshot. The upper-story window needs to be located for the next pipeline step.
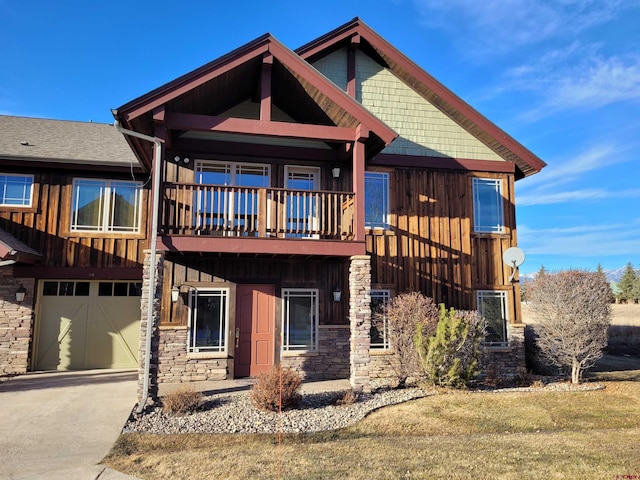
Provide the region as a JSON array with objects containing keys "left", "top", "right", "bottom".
[
  {"left": 473, "top": 178, "right": 505, "bottom": 234},
  {"left": 70, "top": 178, "right": 142, "bottom": 233},
  {"left": 0, "top": 174, "right": 33, "bottom": 207},
  {"left": 365, "top": 171, "right": 389, "bottom": 229}
]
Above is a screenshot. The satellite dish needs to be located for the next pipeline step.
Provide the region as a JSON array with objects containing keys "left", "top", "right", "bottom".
[{"left": 503, "top": 247, "right": 525, "bottom": 268}]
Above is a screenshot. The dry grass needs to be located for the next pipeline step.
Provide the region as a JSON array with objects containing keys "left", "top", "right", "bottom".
[{"left": 103, "top": 381, "right": 640, "bottom": 479}]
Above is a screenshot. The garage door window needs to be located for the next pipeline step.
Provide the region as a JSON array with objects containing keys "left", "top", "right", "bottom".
[
  {"left": 98, "top": 282, "right": 143, "bottom": 296},
  {"left": 43, "top": 281, "right": 90, "bottom": 296}
]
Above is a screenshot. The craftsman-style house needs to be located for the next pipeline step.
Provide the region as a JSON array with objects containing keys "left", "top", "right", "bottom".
[{"left": 0, "top": 18, "right": 544, "bottom": 400}]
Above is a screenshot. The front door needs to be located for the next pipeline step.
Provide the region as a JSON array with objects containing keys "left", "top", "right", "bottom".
[{"left": 234, "top": 284, "right": 275, "bottom": 377}]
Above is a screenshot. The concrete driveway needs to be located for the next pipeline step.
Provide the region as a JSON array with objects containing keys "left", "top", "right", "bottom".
[{"left": 0, "top": 369, "right": 139, "bottom": 480}]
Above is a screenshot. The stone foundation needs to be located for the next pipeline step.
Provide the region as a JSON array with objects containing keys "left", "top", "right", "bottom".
[
  {"left": 157, "top": 327, "right": 228, "bottom": 383},
  {"left": 281, "top": 325, "right": 349, "bottom": 380},
  {"left": 481, "top": 324, "right": 527, "bottom": 382},
  {"left": 0, "top": 267, "right": 35, "bottom": 376}
]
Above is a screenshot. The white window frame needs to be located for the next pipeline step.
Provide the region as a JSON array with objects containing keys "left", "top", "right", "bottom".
[
  {"left": 70, "top": 178, "right": 142, "bottom": 233},
  {"left": 365, "top": 171, "right": 390, "bottom": 229},
  {"left": 0, "top": 173, "right": 33, "bottom": 207},
  {"left": 187, "top": 288, "right": 229, "bottom": 354},
  {"left": 370, "top": 289, "right": 391, "bottom": 350},
  {"left": 282, "top": 288, "right": 319, "bottom": 352},
  {"left": 284, "top": 165, "right": 321, "bottom": 239},
  {"left": 473, "top": 178, "right": 505, "bottom": 234},
  {"left": 477, "top": 290, "right": 509, "bottom": 347}
]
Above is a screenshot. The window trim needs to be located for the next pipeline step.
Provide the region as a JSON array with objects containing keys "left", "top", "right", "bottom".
[
  {"left": 370, "top": 289, "right": 391, "bottom": 350},
  {"left": 472, "top": 177, "right": 505, "bottom": 234},
  {"left": 477, "top": 290, "right": 509, "bottom": 347},
  {"left": 282, "top": 288, "right": 319, "bottom": 353},
  {"left": 364, "top": 171, "right": 390, "bottom": 230},
  {"left": 187, "top": 287, "right": 230, "bottom": 355},
  {"left": 0, "top": 173, "right": 34, "bottom": 207},
  {"left": 70, "top": 177, "right": 143, "bottom": 234}
]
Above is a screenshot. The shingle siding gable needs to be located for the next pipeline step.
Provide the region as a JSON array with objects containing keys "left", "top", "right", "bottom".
[{"left": 311, "top": 48, "right": 504, "bottom": 162}]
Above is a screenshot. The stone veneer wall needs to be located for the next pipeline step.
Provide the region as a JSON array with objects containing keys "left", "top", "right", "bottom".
[
  {"left": 281, "top": 325, "right": 350, "bottom": 380},
  {"left": 138, "top": 250, "right": 163, "bottom": 403},
  {"left": 481, "top": 324, "right": 527, "bottom": 382},
  {"left": 0, "top": 267, "right": 35, "bottom": 376},
  {"left": 156, "top": 327, "right": 228, "bottom": 383},
  {"left": 349, "top": 255, "right": 371, "bottom": 391},
  {"left": 369, "top": 351, "right": 401, "bottom": 379}
]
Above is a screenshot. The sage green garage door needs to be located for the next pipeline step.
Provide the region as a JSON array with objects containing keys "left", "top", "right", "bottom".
[{"left": 33, "top": 280, "right": 141, "bottom": 371}]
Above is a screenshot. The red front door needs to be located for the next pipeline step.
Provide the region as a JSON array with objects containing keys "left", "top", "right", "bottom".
[{"left": 235, "top": 284, "right": 275, "bottom": 377}]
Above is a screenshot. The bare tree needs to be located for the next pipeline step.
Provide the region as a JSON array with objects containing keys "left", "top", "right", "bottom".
[
  {"left": 379, "top": 292, "right": 439, "bottom": 387},
  {"left": 528, "top": 269, "right": 612, "bottom": 384}
]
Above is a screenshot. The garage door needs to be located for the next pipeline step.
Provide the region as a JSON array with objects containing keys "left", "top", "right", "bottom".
[{"left": 33, "top": 280, "right": 141, "bottom": 371}]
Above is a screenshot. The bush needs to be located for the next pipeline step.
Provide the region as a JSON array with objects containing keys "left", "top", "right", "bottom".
[
  {"left": 161, "top": 385, "right": 203, "bottom": 415},
  {"left": 380, "top": 292, "right": 440, "bottom": 387},
  {"left": 250, "top": 366, "right": 302, "bottom": 412},
  {"left": 333, "top": 388, "right": 362, "bottom": 406},
  {"left": 416, "top": 305, "right": 485, "bottom": 388}
]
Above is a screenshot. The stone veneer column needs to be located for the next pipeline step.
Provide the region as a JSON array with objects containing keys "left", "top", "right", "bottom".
[
  {"left": 138, "top": 249, "right": 164, "bottom": 403},
  {"left": 0, "top": 266, "right": 35, "bottom": 375},
  {"left": 349, "top": 255, "right": 371, "bottom": 392}
]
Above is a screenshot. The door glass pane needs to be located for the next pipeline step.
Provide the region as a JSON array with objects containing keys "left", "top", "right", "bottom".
[
  {"left": 286, "top": 167, "right": 319, "bottom": 237},
  {"left": 190, "top": 290, "right": 227, "bottom": 353}
]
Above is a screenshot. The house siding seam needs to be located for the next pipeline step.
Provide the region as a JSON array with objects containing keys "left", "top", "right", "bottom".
[
  {"left": 354, "top": 50, "right": 504, "bottom": 161},
  {"left": 0, "top": 267, "right": 34, "bottom": 375}
]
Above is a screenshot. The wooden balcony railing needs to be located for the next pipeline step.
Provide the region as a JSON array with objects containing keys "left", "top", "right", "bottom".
[{"left": 161, "top": 183, "right": 355, "bottom": 240}]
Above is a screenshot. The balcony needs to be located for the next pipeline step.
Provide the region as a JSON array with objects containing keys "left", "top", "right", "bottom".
[{"left": 158, "top": 183, "right": 361, "bottom": 256}]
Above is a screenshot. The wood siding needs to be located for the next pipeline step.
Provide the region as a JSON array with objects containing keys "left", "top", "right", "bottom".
[
  {"left": 367, "top": 167, "right": 518, "bottom": 312},
  {"left": 0, "top": 169, "right": 148, "bottom": 269}
]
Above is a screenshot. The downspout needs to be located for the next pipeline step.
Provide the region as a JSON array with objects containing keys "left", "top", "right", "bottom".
[{"left": 113, "top": 119, "right": 163, "bottom": 414}]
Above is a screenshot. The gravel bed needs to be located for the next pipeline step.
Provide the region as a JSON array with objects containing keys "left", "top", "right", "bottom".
[
  {"left": 125, "top": 387, "right": 429, "bottom": 434},
  {"left": 124, "top": 380, "right": 605, "bottom": 435}
]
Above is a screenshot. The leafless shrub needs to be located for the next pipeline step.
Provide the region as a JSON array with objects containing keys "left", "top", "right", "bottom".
[
  {"left": 250, "top": 366, "right": 302, "bottom": 412},
  {"left": 334, "top": 388, "right": 362, "bottom": 406},
  {"left": 161, "top": 385, "right": 203, "bottom": 415},
  {"left": 380, "top": 292, "right": 440, "bottom": 387},
  {"left": 528, "top": 269, "right": 612, "bottom": 384}
]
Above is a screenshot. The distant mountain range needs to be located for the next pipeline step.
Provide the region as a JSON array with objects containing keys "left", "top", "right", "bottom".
[{"left": 521, "top": 266, "right": 628, "bottom": 283}]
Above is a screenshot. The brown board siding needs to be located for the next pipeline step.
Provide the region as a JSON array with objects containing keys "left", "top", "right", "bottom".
[
  {"left": 366, "top": 167, "right": 518, "bottom": 313},
  {"left": 0, "top": 170, "right": 148, "bottom": 269}
]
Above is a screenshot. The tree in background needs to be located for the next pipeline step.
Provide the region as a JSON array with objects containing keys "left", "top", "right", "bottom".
[
  {"left": 618, "top": 262, "right": 639, "bottom": 304},
  {"left": 380, "top": 292, "right": 439, "bottom": 387},
  {"left": 528, "top": 269, "right": 612, "bottom": 383}
]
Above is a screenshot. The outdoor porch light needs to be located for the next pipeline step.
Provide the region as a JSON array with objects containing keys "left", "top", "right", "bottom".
[
  {"left": 171, "top": 286, "right": 180, "bottom": 303},
  {"left": 333, "top": 287, "right": 342, "bottom": 303},
  {"left": 332, "top": 167, "right": 341, "bottom": 179},
  {"left": 15, "top": 285, "right": 26, "bottom": 303}
]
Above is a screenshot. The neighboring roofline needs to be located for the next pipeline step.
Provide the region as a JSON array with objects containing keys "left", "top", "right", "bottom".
[
  {"left": 297, "top": 17, "right": 546, "bottom": 178},
  {"left": 0, "top": 228, "right": 42, "bottom": 265},
  {"left": 0, "top": 154, "right": 144, "bottom": 173},
  {"left": 113, "top": 33, "right": 397, "bottom": 148}
]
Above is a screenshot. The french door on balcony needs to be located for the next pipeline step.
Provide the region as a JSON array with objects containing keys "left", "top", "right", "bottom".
[
  {"left": 195, "top": 161, "right": 270, "bottom": 235},
  {"left": 284, "top": 166, "right": 320, "bottom": 238}
]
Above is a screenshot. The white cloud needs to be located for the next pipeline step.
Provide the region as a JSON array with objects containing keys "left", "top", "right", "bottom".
[{"left": 518, "top": 188, "right": 640, "bottom": 206}]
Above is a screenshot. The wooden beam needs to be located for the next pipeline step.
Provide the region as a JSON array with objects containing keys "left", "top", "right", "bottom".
[
  {"left": 165, "top": 112, "right": 358, "bottom": 142},
  {"left": 352, "top": 138, "right": 366, "bottom": 242},
  {"left": 260, "top": 53, "right": 272, "bottom": 121},
  {"left": 157, "top": 236, "right": 366, "bottom": 257},
  {"left": 347, "top": 35, "right": 359, "bottom": 98},
  {"left": 370, "top": 153, "right": 516, "bottom": 173}
]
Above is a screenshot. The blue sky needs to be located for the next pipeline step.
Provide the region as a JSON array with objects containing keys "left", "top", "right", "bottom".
[{"left": 1, "top": 0, "right": 639, "bottom": 275}]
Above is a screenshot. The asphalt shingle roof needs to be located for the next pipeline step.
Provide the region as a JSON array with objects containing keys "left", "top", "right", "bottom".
[{"left": 0, "top": 115, "right": 140, "bottom": 169}]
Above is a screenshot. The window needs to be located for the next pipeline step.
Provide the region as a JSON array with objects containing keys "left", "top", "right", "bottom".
[
  {"left": 285, "top": 166, "right": 320, "bottom": 238},
  {"left": 98, "top": 282, "right": 142, "bottom": 297},
  {"left": 473, "top": 178, "right": 504, "bottom": 233},
  {"left": 71, "top": 179, "right": 142, "bottom": 233},
  {"left": 42, "top": 281, "right": 90, "bottom": 296},
  {"left": 188, "top": 288, "right": 229, "bottom": 354},
  {"left": 282, "top": 289, "right": 318, "bottom": 352},
  {"left": 194, "top": 161, "right": 270, "bottom": 233},
  {"left": 477, "top": 290, "right": 508, "bottom": 346},
  {"left": 365, "top": 172, "right": 389, "bottom": 229},
  {"left": 0, "top": 174, "right": 33, "bottom": 206},
  {"left": 370, "top": 289, "right": 391, "bottom": 349}
]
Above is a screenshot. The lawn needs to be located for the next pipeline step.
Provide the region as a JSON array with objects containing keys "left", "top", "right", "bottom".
[{"left": 103, "top": 379, "right": 640, "bottom": 479}]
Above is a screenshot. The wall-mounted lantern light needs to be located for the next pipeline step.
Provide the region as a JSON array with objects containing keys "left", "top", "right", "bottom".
[
  {"left": 171, "top": 286, "right": 180, "bottom": 303},
  {"left": 332, "top": 167, "right": 341, "bottom": 179},
  {"left": 333, "top": 287, "right": 342, "bottom": 303},
  {"left": 16, "top": 285, "right": 26, "bottom": 303}
]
